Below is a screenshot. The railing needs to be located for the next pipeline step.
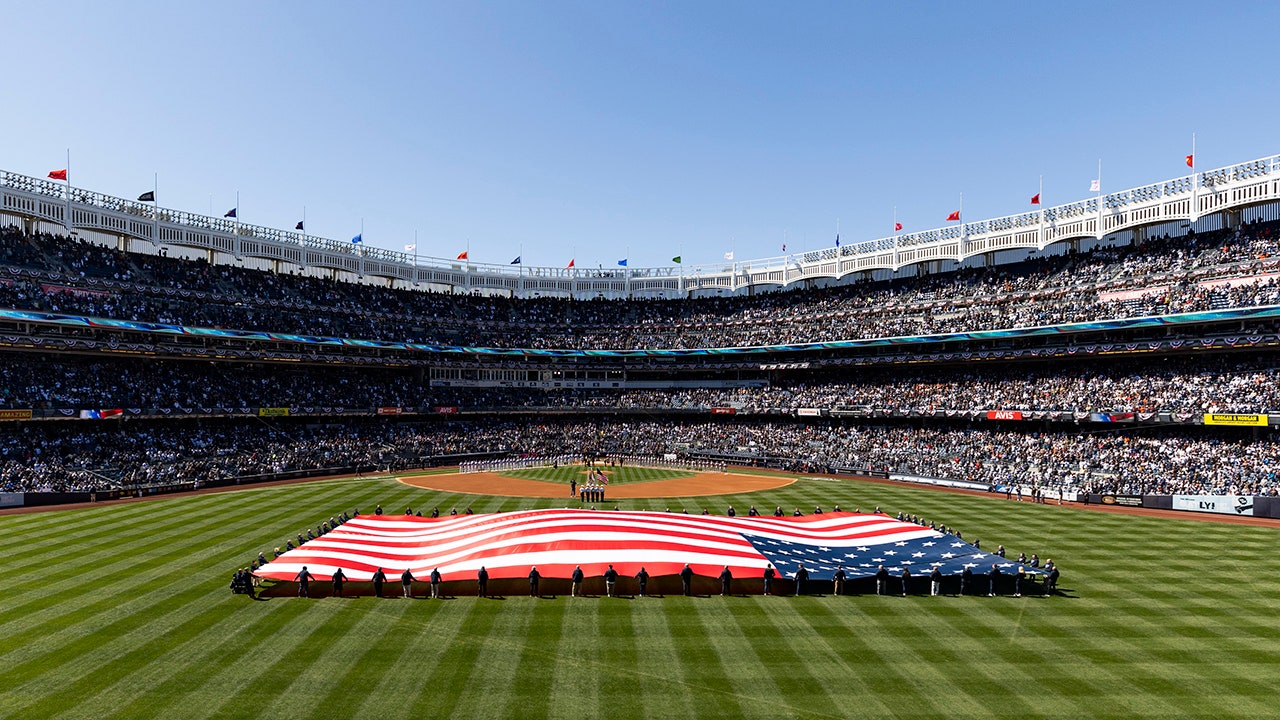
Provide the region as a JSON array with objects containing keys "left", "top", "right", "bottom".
[{"left": 3, "top": 154, "right": 1278, "bottom": 298}]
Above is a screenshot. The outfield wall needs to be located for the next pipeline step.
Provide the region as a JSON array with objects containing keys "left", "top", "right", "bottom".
[
  {"left": 8, "top": 466, "right": 1280, "bottom": 519},
  {"left": 889, "top": 473, "right": 1280, "bottom": 519}
]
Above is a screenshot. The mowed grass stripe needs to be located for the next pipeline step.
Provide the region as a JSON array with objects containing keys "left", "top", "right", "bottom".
[
  {"left": 266, "top": 598, "right": 412, "bottom": 717},
  {"left": 627, "top": 599, "right": 699, "bottom": 719},
  {"left": 351, "top": 597, "right": 474, "bottom": 719},
  {"left": 215, "top": 599, "right": 369, "bottom": 719},
  {"left": 772, "top": 600, "right": 910, "bottom": 716},
  {"left": 1, "top": 469, "right": 1279, "bottom": 720},
  {"left": 593, "top": 598, "right": 643, "bottom": 720},
  {"left": 547, "top": 599, "right": 603, "bottom": 720},
  {"left": 501, "top": 598, "right": 566, "bottom": 720},
  {"left": 0, "top": 482, "right": 367, "bottom": 682},
  {"left": 445, "top": 597, "right": 542, "bottom": 720},
  {"left": 0, "top": 482, "right": 354, "bottom": 648},
  {"left": 879, "top": 599, "right": 1075, "bottom": 718},
  {"left": 720, "top": 599, "right": 843, "bottom": 714},
  {"left": 99, "top": 595, "right": 319, "bottom": 720},
  {"left": 504, "top": 464, "right": 694, "bottom": 485},
  {"left": 664, "top": 599, "right": 755, "bottom": 718},
  {"left": 411, "top": 597, "right": 501, "bottom": 718},
  {"left": 0, "top": 479, "right": 360, "bottom": 578}
]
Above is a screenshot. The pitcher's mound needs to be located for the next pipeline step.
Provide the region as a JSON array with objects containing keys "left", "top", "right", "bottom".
[{"left": 399, "top": 470, "right": 794, "bottom": 499}]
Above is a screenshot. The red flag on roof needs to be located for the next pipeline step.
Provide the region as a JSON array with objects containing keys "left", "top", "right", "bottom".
[
  {"left": 457, "top": 251, "right": 468, "bottom": 261},
  {"left": 894, "top": 222, "right": 903, "bottom": 231},
  {"left": 1030, "top": 193, "right": 1041, "bottom": 205},
  {"left": 1185, "top": 154, "right": 1194, "bottom": 168},
  {"left": 567, "top": 258, "right": 575, "bottom": 268},
  {"left": 946, "top": 211, "right": 961, "bottom": 222},
  {"left": 48, "top": 169, "right": 67, "bottom": 181}
]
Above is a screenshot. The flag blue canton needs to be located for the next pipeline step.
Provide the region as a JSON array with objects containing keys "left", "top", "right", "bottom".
[{"left": 741, "top": 531, "right": 1035, "bottom": 579}]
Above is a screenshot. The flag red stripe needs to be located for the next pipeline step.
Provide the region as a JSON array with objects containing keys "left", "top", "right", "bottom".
[{"left": 257, "top": 510, "right": 938, "bottom": 581}]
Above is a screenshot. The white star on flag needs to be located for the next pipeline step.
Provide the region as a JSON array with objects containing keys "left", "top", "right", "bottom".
[{"left": 912, "top": 552, "right": 925, "bottom": 558}]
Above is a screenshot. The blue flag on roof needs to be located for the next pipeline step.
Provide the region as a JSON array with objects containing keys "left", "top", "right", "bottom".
[
  {"left": 511, "top": 256, "right": 521, "bottom": 265},
  {"left": 224, "top": 208, "right": 237, "bottom": 218},
  {"left": 617, "top": 259, "right": 627, "bottom": 267},
  {"left": 351, "top": 233, "right": 363, "bottom": 244}
]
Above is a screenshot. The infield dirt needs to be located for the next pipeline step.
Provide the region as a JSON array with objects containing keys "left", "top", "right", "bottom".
[{"left": 398, "top": 470, "right": 796, "bottom": 499}]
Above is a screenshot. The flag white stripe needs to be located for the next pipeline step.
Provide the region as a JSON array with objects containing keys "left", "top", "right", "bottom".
[{"left": 258, "top": 510, "right": 950, "bottom": 582}]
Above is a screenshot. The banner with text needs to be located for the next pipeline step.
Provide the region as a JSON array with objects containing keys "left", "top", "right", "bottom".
[
  {"left": 1173, "top": 494, "right": 1255, "bottom": 516},
  {"left": 1202, "top": 414, "right": 1268, "bottom": 426}
]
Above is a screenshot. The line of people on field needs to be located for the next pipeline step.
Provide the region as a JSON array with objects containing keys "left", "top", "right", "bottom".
[{"left": 266, "top": 559, "right": 1060, "bottom": 599}]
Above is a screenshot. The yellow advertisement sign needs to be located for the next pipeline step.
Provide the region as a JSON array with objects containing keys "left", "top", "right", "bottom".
[
  {"left": 0, "top": 409, "right": 33, "bottom": 421},
  {"left": 257, "top": 407, "right": 290, "bottom": 417},
  {"left": 1203, "top": 414, "right": 1268, "bottom": 426}
]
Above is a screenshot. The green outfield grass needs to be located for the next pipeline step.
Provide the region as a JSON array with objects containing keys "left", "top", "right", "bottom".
[
  {"left": 2, "top": 470, "right": 1278, "bottom": 720},
  {"left": 501, "top": 464, "right": 695, "bottom": 486}
]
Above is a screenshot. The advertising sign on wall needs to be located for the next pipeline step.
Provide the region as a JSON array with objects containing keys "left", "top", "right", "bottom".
[{"left": 1173, "top": 495, "right": 1254, "bottom": 516}]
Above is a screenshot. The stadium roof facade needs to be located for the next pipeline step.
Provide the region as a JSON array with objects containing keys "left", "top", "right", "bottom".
[{"left": 2, "top": 153, "right": 1278, "bottom": 299}]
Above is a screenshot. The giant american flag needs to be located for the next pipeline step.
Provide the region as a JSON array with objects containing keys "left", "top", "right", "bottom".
[{"left": 255, "top": 509, "right": 1026, "bottom": 582}]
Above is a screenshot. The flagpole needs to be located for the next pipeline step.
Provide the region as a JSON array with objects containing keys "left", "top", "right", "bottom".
[
  {"left": 625, "top": 244, "right": 631, "bottom": 299},
  {"left": 64, "top": 148, "right": 72, "bottom": 232},
  {"left": 1096, "top": 158, "right": 1103, "bottom": 239},
  {"left": 678, "top": 241, "right": 684, "bottom": 296},
  {"left": 1190, "top": 132, "right": 1198, "bottom": 224},
  {"left": 152, "top": 172, "right": 159, "bottom": 247},
  {"left": 1038, "top": 175, "right": 1045, "bottom": 244}
]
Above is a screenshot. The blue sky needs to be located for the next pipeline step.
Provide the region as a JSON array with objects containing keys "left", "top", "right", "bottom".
[{"left": 5, "top": 1, "right": 1278, "bottom": 268}]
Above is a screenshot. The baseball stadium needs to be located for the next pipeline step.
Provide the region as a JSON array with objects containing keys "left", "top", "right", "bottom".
[{"left": 4, "top": 5, "right": 1280, "bottom": 720}]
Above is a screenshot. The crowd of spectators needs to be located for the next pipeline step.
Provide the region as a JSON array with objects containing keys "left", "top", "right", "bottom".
[
  {"left": 2, "top": 219, "right": 1279, "bottom": 350},
  {"left": 3, "top": 353, "right": 1279, "bottom": 415},
  {"left": 3, "top": 221, "right": 1278, "bottom": 502},
  {"left": 1, "top": 418, "right": 1276, "bottom": 499}
]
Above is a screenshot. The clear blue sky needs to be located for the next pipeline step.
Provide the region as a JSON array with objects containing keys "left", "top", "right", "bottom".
[{"left": 5, "top": 1, "right": 1278, "bottom": 269}]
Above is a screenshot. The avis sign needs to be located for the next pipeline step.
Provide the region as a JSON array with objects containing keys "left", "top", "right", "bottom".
[{"left": 986, "top": 410, "right": 1024, "bottom": 421}]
